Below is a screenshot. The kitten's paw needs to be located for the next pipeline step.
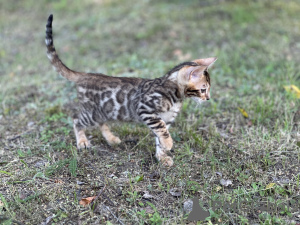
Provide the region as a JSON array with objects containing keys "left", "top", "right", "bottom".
[
  {"left": 156, "top": 151, "right": 174, "bottom": 167},
  {"left": 160, "top": 136, "right": 173, "bottom": 150},
  {"left": 161, "top": 156, "right": 174, "bottom": 167},
  {"left": 107, "top": 136, "right": 121, "bottom": 145},
  {"left": 77, "top": 138, "right": 90, "bottom": 149}
]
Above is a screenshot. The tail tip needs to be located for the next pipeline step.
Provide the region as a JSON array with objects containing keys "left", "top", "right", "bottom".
[{"left": 48, "top": 14, "right": 53, "bottom": 23}]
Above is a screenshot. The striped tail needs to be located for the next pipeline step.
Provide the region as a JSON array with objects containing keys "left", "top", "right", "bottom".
[{"left": 45, "top": 14, "right": 82, "bottom": 82}]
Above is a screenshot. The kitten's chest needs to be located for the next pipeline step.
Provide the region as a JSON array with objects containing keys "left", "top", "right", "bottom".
[{"left": 159, "top": 102, "right": 182, "bottom": 124}]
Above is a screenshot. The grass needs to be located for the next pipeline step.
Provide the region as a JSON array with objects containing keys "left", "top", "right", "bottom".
[{"left": 0, "top": 0, "right": 300, "bottom": 224}]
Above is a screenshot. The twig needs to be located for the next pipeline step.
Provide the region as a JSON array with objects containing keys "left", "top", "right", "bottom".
[
  {"left": 92, "top": 184, "right": 106, "bottom": 206},
  {"left": 104, "top": 205, "right": 124, "bottom": 225},
  {"left": 102, "top": 193, "right": 115, "bottom": 206}
]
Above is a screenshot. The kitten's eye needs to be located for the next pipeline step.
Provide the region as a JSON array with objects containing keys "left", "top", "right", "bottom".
[{"left": 201, "top": 89, "right": 206, "bottom": 93}]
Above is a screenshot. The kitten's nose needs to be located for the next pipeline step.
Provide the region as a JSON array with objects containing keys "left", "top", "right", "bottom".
[{"left": 206, "top": 98, "right": 210, "bottom": 100}]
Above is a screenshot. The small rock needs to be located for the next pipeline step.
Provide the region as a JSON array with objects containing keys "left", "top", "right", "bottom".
[
  {"left": 108, "top": 173, "right": 117, "bottom": 178},
  {"left": 34, "top": 160, "right": 47, "bottom": 168},
  {"left": 219, "top": 132, "right": 229, "bottom": 139},
  {"left": 122, "top": 171, "right": 131, "bottom": 177},
  {"left": 76, "top": 180, "right": 85, "bottom": 185},
  {"left": 27, "top": 121, "right": 35, "bottom": 127},
  {"left": 203, "top": 173, "right": 209, "bottom": 178},
  {"left": 142, "top": 191, "right": 155, "bottom": 199},
  {"left": 169, "top": 188, "right": 182, "bottom": 197},
  {"left": 253, "top": 84, "right": 261, "bottom": 90},
  {"left": 216, "top": 172, "right": 222, "bottom": 177},
  {"left": 44, "top": 215, "right": 55, "bottom": 225},
  {"left": 220, "top": 179, "right": 232, "bottom": 186},
  {"left": 183, "top": 199, "right": 193, "bottom": 214},
  {"left": 279, "top": 178, "right": 290, "bottom": 184}
]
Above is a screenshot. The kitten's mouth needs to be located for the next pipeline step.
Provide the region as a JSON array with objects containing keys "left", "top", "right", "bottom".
[{"left": 191, "top": 97, "right": 205, "bottom": 105}]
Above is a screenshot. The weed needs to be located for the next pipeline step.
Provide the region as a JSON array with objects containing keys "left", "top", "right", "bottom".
[{"left": 126, "top": 191, "right": 141, "bottom": 205}]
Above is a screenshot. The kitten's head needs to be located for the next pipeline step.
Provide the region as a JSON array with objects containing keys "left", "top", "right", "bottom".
[{"left": 178, "top": 57, "right": 217, "bottom": 104}]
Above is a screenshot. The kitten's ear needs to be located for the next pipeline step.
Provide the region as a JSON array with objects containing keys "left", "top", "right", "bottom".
[
  {"left": 182, "top": 66, "right": 198, "bottom": 80},
  {"left": 193, "top": 57, "right": 217, "bottom": 69}
]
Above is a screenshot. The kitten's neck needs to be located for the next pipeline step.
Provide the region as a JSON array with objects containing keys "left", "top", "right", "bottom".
[
  {"left": 166, "top": 71, "right": 178, "bottom": 83},
  {"left": 165, "top": 71, "right": 185, "bottom": 99}
]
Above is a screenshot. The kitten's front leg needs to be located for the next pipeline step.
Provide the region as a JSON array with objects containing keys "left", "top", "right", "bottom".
[
  {"left": 155, "top": 136, "right": 174, "bottom": 167},
  {"left": 140, "top": 113, "right": 174, "bottom": 166}
]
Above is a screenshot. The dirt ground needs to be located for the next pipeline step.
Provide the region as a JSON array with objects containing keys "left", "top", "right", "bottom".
[{"left": 0, "top": 0, "right": 299, "bottom": 224}]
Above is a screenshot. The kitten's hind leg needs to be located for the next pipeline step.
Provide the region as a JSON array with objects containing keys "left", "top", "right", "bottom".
[
  {"left": 73, "top": 119, "right": 90, "bottom": 149},
  {"left": 100, "top": 124, "right": 121, "bottom": 145}
]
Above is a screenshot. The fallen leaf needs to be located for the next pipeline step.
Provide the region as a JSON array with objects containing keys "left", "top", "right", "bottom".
[
  {"left": 55, "top": 179, "right": 63, "bottom": 184},
  {"left": 220, "top": 179, "right": 232, "bottom": 186},
  {"left": 79, "top": 196, "right": 97, "bottom": 206},
  {"left": 237, "top": 107, "right": 249, "bottom": 118},
  {"left": 266, "top": 183, "right": 276, "bottom": 190},
  {"left": 284, "top": 85, "right": 300, "bottom": 98}
]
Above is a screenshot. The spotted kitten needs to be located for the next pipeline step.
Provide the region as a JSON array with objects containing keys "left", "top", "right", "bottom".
[{"left": 45, "top": 14, "right": 217, "bottom": 166}]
